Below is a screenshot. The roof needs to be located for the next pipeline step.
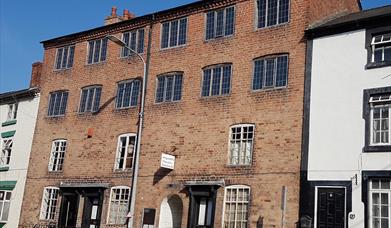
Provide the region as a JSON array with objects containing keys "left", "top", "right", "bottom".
[
  {"left": 307, "top": 5, "right": 391, "bottom": 38},
  {"left": 0, "top": 87, "right": 39, "bottom": 104}
]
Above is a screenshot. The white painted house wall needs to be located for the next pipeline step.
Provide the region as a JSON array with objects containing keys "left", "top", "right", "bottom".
[
  {"left": 0, "top": 93, "right": 40, "bottom": 228},
  {"left": 309, "top": 29, "right": 391, "bottom": 227}
]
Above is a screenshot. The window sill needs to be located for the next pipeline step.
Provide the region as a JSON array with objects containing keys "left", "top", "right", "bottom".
[
  {"left": 160, "top": 44, "right": 187, "bottom": 52},
  {"left": 0, "top": 166, "right": 10, "bottom": 172},
  {"left": 225, "top": 164, "right": 252, "bottom": 168},
  {"left": 1, "top": 120, "right": 17, "bottom": 127},
  {"left": 363, "top": 145, "right": 391, "bottom": 153},
  {"left": 200, "top": 93, "right": 231, "bottom": 100},
  {"left": 365, "top": 61, "right": 391, "bottom": 69},
  {"left": 53, "top": 68, "right": 72, "bottom": 73},
  {"left": 252, "top": 85, "right": 288, "bottom": 93},
  {"left": 204, "top": 34, "right": 235, "bottom": 43},
  {"left": 255, "top": 21, "right": 290, "bottom": 32},
  {"left": 85, "top": 61, "right": 107, "bottom": 67}
]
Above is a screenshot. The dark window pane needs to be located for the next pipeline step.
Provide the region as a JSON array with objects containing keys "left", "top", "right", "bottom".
[
  {"left": 100, "top": 38, "right": 108, "bottom": 62},
  {"left": 173, "top": 75, "right": 183, "bottom": 101},
  {"left": 131, "top": 81, "right": 140, "bottom": 106},
  {"left": 202, "top": 69, "right": 212, "bottom": 97},
  {"left": 278, "top": 0, "right": 290, "bottom": 23},
  {"left": 206, "top": 11, "right": 215, "bottom": 40},
  {"left": 211, "top": 67, "right": 222, "bottom": 96},
  {"left": 257, "top": 0, "right": 267, "bottom": 28},
  {"left": 161, "top": 23, "right": 170, "bottom": 48},
  {"left": 374, "top": 49, "right": 383, "bottom": 62},
  {"left": 116, "top": 84, "right": 125, "bottom": 108},
  {"left": 265, "top": 59, "right": 275, "bottom": 87},
  {"left": 59, "top": 92, "right": 68, "bottom": 115},
  {"left": 156, "top": 77, "right": 165, "bottom": 103},
  {"left": 93, "top": 40, "right": 101, "bottom": 63},
  {"left": 253, "top": 60, "right": 265, "bottom": 90},
  {"left": 88, "top": 41, "right": 94, "bottom": 64},
  {"left": 130, "top": 31, "right": 137, "bottom": 53},
  {"left": 67, "top": 46, "right": 75, "bottom": 68},
  {"left": 123, "top": 83, "right": 132, "bottom": 107},
  {"left": 85, "top": 88, "right": 94, "bottom": 111},
  {"left": 53, "top": 93, "right": 62, "bottom": 116},
  {"left": 137, "top": 29, "right": 145, "bottom": 53},
  {"left": 93, "top": 87, "right": 101, "bottom": 112},
  {"left": 79, "top": 89, "right": 88, "bottom": 112},
  {"left": 48, "top": 94, "right": 56, "bottom": 115},
  {"left": 56, "top": 48, "right": 63, "bottom": 69},
  {"left": 276, "top": 55, "right": 288, "bottom": 87},
  {"left": 225, "top": 7, "right": 235, "bottom": 36},
  {"left": 61, "top": 47, "right": 68, "bottom": 68},
  {"left": 178, "top": 18, "right": 187, "bottom": 45},
  {"left": 216, "top": 10, "right": 224, "bottom": 37},
  {"left": 165, "top": 76, "right": 174, "bottom": 101},
  {"left": 267, "top": 0, "right": 278, "bottom": 26},
  {"left": 384, "top": 47, "right": 391, "bottom": 61},
  {"left": 170, "top": 20, "right": 179, "bottom": 47},
  {"left": 222, "top": 65, "right": 231, "bottom": 94},
  {"left": 123, "top": 33, "right": 130, "bottom": 57}
]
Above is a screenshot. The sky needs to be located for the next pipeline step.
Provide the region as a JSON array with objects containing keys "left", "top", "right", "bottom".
[{"left": 0, "top": 0, "right": 390, "bottom": 93}]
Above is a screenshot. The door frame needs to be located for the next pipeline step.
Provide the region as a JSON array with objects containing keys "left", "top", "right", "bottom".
[{"left": 314, "top": 186, "right": 347, "bottom": 228}]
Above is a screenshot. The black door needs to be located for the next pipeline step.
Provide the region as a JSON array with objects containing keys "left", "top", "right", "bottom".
[
  {"left": 58, "top": 193, "right": 79, "bottom": 228},
  {"left": 317, "top": 188, "right": 345, "bottom": 228},
  {"left": 81, "top": 194, "right": 103, "bottom": 228},
  {"left": 188, "top": 186, "right": 218, "bottom": 228}
]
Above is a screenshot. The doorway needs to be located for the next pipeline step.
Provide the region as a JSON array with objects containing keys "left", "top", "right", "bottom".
[
  {"left": 316, "top": 187, "right": 346, "bottom": 228},
  {"left": 158, "top": 195, "right": 183, "bottom": 228}
]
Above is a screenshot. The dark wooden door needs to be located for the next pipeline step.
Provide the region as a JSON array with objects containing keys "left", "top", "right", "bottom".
[
  {"left": 58, "top": 194, "right": 79, "bottom": 228},
  {"left": 317, "top": 188, "right": 345, "bottom": 228},
  {"left": 81, "top": 195, "right": 103, "bottom": 228}
]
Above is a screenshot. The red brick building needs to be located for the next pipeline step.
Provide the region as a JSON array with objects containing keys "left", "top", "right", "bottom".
[{"left": 19, "top": 0, "right": 360, "bottom": 227}]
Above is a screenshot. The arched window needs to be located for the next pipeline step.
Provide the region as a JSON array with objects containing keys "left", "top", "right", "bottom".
[
  {"left": 114, "top": 133, "right": 136, "bottom": 171},
  {"left": 229, "top": 124, "right": 255, "bottom": 165},
  {"left": 40, "top": 187, "right": 60, "bottom": 220},
  {"left": 223, "top": 185, "right": 251, "bottom": 228},
  {"left": 202, "top": 64, "right": 232, "bottom": 97},
  {"left": 107, "top": 186, "right": 131, "bottom": 224},
  {"left": 78, "top": 85, "right": 102, "bottom": 113},
  {"left": 156, "top": 72, "right": 183, "bottom": 103},
  {"left": 48, "top": 139, "right": 67, "bottom": 171}
]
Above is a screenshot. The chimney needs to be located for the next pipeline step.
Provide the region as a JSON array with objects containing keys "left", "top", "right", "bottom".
[
  {"left": 123, "top": 9, "right": 136, "bottom": 20},
  {"left": 30, "top": 62, "right": 42, "bottom": 88},
  {"left": 104, "top": 6, "right": 123, "bottom": 25}
]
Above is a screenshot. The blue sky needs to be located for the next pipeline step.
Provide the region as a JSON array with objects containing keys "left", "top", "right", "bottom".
[{"left": 0, "top": 0, "right": 390, "bottom": 93}]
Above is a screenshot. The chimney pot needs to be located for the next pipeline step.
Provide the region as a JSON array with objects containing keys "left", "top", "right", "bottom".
[
  {"left": 123, "top": 9, "right": 130, "bottom": 20},
  {"left": 111, "top": 6, "right": 117, "bottom": 16},
  {"left": 30, "top": 62, "right": 43, "bottom": 88}
]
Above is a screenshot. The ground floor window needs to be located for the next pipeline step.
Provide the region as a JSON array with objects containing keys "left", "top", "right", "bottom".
[
  {"left": 107, "top": 186, "right": 130, "bottom": 224},
  {"left": 370, "top": 179, "right": 391, "bottom": 228},
  {"left": 40, "top": 187, "right": 59, "bottom": 220},
  {"left": 0, "top": 190, "right": 11, "bottom": 222},
  {"left": 223, "top": 185, "right": 250, "bottom": 228}
]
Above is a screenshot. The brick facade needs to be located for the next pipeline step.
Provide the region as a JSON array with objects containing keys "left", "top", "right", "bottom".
[{"left": 19, "top": 0, "right": 360, "bottom": 227}]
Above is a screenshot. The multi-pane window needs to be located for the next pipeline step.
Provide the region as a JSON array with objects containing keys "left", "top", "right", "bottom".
[
  {"left": 0, "top": 139, "right": 13, "bottom": 167},
  {"left": 116, "top": 80, "right": 141, "bottom": 109},
  {"left": 87, "top": 38, "right": 108, "bottom": 64},
  {"left": 122, "top": 29, "right": 145, "bottom": 57},
  {"left": 47, "top": 91, "right": 69, "bottom": 117},
  {"left": 0, "top": 190, "right": 11, "bottom": 223},
  {"left": 6, "top": 103, "right": 18, "bottom": 121},
  {"left": 253, "top": 55, "right": 288, "bottom": 90},
  {"left": 369, "top": 179, "right": 391, "bottom": 228},
  {"left": 161, "top": 18, "right": 188, "bottom": 49},
  {"left": 223, "top": 185, "right": 250, "bottom": 228},
  {"left": 114, "top": 134, "right": 136, "bottom": 171},
  {"left": 256, "top": 0, "right": 290, "bottom": 28},
  {"left": 372, "top": 33, "right": 391, "bottom": 63},
  {"left": 79, "top": 86, "right": 102, "bottom": 113},
  {"left": 48, "top": 140, "right": 67, "bottom": 172},
  {"left": 370, "top": 94, "right": 391, "bottom": 145},
  {"left": 201, "top": 64, "right": 232, "bottom": 97},
  {"left": 205, "top": 6, "right": 235, "bottom": 40},
  {"left": 156, "top": 73, "right": 183, "bottom": 103},
  {"left": 108, "top": 186, "right": 131, "bottom": 224},
  {"left": 40, "top": 187, "right": 59, "bottom": 220},
  {"left": 229, "top": 125, "right": 254, "bottom": 165},
  {"left": 55, "top": 45, "right": 75, "bottom": 70}
]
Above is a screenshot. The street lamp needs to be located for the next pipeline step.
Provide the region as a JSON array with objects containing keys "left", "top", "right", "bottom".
[{"left": 106, "top": 34, "right": 146, "bottom": 228}]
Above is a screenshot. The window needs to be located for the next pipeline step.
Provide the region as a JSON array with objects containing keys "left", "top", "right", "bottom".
[
  {"left": 48, "top": 140, "right": 67, "bottom": 172},
  {"left": 79, "top": 86, "right": 102, "bottom": 113},
  {"left": 371, "top": 33, "right": 391, "bottom": 63},
  {"left": 201, "top": 64, "right": 232, "bottom": 97},
  {"left": 156, "top": 73, "right": 183, "bottom": 103},
  {"left": 114, "top": 134, "right": 136, "bottom": 171},
  {"left": 223, "top": 185, "right": 250, "bottom": 228},
  {"left": 6, "top": 103, "right": 18, "bottom": 121},
  {"left": 40, "top": 187, "right": 59, "bottom": 220},
  {"left": 256, "top": 0, "right": 290, "bottom": 28},
  {"left": 107, "top": 186, "right": 130, "bottom": 224},
  {"left": 205, "top": 6, "right": 235, "bottom": 40},
  {"left": 370, "top": 94, "right": 391, "bottom": 145},
  {"left": 161, "top": 18, "right": 188, "bottom": 49},
  {"left": 116, "top": 80, "right": 141, "bottom": 109},
  {"left": 87, "top": 38, "right": 108, "bottom": 64},
  {"left": 0, "top": 190, "right": 11, "bottom": 223},
  {"left": 369, "top": 179, "right": 391, "bottom": 228},
  {"left": 122, "top": 28, "right": 145, "bottom": 57},
  {"left": 48, "top": 91, "right": 68, "bottom": 117},
  {"left": 252, "top": 55, "right": 288, "bottom": 90},
  {"left": 55, "top": 45, "right": 75, "bottom": 70},
  {"left": 229, "top": 125, "right": 254, "bottom": 165},
  {"left": 0, "top": 139, "right": 12, "bottom": 167}
]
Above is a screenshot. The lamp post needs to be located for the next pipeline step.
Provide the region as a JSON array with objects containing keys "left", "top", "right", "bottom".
[{"left": 106, "top": 35, "right": 146, "bottom": 228}]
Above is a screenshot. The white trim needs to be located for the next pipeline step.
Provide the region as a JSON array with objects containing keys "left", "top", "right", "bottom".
[
  {"left": 221, "top": 185, "right": 251, "bottom": 228},
  {"left": 39, "top": 187, "right": 59, "bottom": 220},
  {"left": 114, "top": 133, "right": 137, "bottom": 171},
  {"left": 106, "top": 186, "right": 131, "bottom": 224},
  {"left": 48, "top": 139, "right": 67, "bottom": 172},
  {"left": 160, "top": 17, "right": 188, "bottom": 50},
  {"left": 0, "top": 190, "right": 12, "bottom": 223},
  {"left": 227, "top": 124, "right": 255, "bottom": 166}
]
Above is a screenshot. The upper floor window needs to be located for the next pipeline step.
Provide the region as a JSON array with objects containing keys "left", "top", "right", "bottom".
[
  {"left": 205, "top": 6, "right": 235, "bottom": 40},
  {"left": 223, "top": 185, "right": 250, "bottom": 227},
  {"left": 114, "top": 134, "right": 136, "bottom": 171},
  {"left": 55, "top": 45, "right": 75, "bottom": 70},
  {"left": 156, "top": 73, "right": 183, "bottom": 103},
  {"left": 371, "top": 33, "right": 391, "bottom": 63},
  {"left": 161, "top": 18, "right": 188, "bottom": 49},
  {"left": 253, "top": 54, "right": 288, "bottom": 90},
  {"left": 0, "top": 190, "right": 11, "bottom": 223},
  {"left": 229, "top": 124, "right": 254, "bottom": 165},
  {"left": 369, "top": 179, "right": 391, "bottom": 228},
  {"left": 48, "top": 139, "right": 67, "bottom": 172},
  {"left": 0, "top": 138, "right": 13, "bottom": 167},
  {"left": 107, "top": 186, "right": 131, "bottom": 224},
  {"left": 6, "top": 103, "right": 18, "bottom": 121},
  {"left": 256, "top": 0, "right": 289, "bottom": 28},
  {"left": 370, "top": 94, "right": 390, "bottom": 146},
  {"left": 39, "top": 187, "right": 59, "bottom": 220},
  {"left": 122, "top": 28, "right": 145, "bottom": 57},
  {"left": 87, "top": 38, "right": 108, "bottom": 64},
  {"left": 79, "top": 86, "right": 102, "bottom": 113},
  {"left": 48, "top": 91, "right": 68, "bottom": 117},
  {"left": 116, "top": 80, "right": 140, "bottom": 109},
  {"left": 201, "top": 64, "right": 232, "bottom": 97}
]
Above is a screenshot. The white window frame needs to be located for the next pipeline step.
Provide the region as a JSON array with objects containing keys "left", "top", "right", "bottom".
[
  {"left": 87, "top": 38, "right": 108, "bottom": 65},
  {"left": 47, "top": 90, "right": 69, "bottom": 117},
  {"left": 107, "top": 186, "right": 131, "bottom": 224},
  {"left": 78, "top": 85, "right": 102, "bottom": 113},
  {"left": 205, "top": 6, "right": 236, "bottom": 40},
  {"left": 369, "top": 94, "right": 391, "bottom": 146},
  {"left": 48, "top": 139, "right": 67, "bottom": 172},
  {"left": 369, "top": 179, "right": 391, "bottom": 228},
  {"left": 222, "top": 185, "right": 251, "bottom": 228},
  {"left": 114, "top": 133, "right": 136, "bottom": 171},
  {"left": 6, "top": 103, "right": 18, "bottom": 121},
  {"left": 39, "top": 187, "right": 59, "bottom": 220},
  {"left": 155, "top": 73, "right": 183, "bottom": 103},
  {"left": 0, "top": 138, "right": 13, "bottom": 167},
  {"left": 121, "top": 28, "right": 145, "bottom": 57},
  {"left": 228, "top": 124, "right": 255, "bottom": 166},
  {"left": 54, "top": 45, "right": 75, "bottom": 70},
  {"left": 0, "top": 190, "right": 12, "bottom": 223},
  {"left": 160, "top": 17, "right": 188, "bottom": 49},
  {"left": 255, "top": 0, "right": 291, "bottom": 30},
  {"left": 201, "top": 64, "right": 232, "bottom": 97},
  {"left": 371, "top": 33, "right": 391, "bottom": 63},
  {"left": 116, "top": 80, "right": 140, "bottom": 109}
]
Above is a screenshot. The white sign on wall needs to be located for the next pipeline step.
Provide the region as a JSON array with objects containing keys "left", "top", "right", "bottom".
[{"left": 161, "top": 153, "right": 175, "bottom": 170}]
